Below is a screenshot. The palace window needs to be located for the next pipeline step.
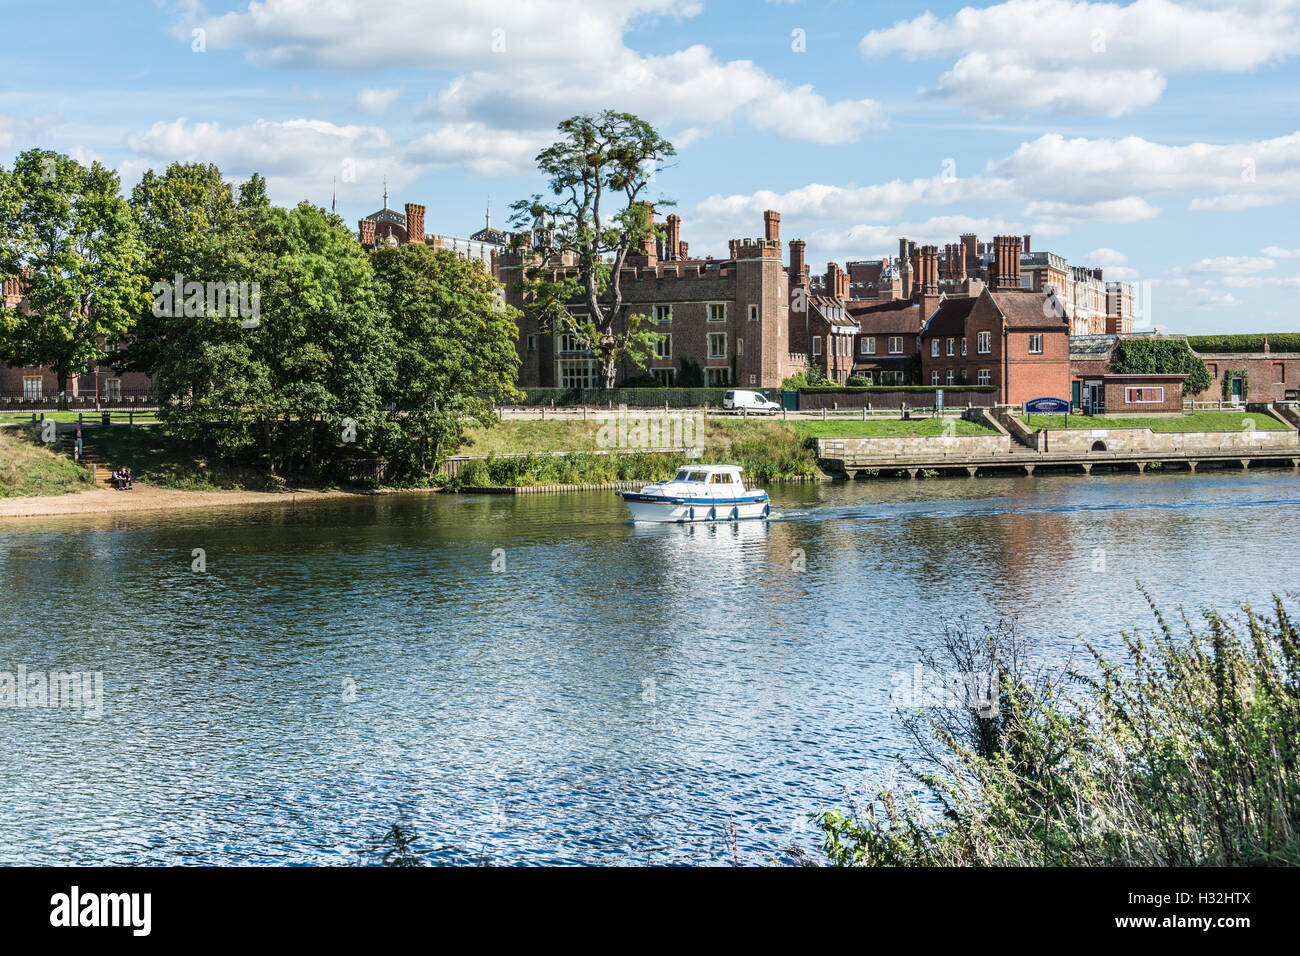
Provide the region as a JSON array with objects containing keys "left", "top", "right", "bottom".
[
  {"left": 654, "top": 334, "right": 672, "bottom": 360},
  {"left": 748, "top": 304, "right": 759, "bottom": 321},
  {"left": 931, "top": 371, "right": 941, "bottom": 386},
  {"left": 977, "top": 369, "right": 991, "bottom": 386},
  {"left": 708, "top": 303, "right": 726, "bottom": 322},
  {"left": 946, "top": 338, "right": 955, "bottom": 356},
  {"left": 22, "top": 376, "right": 42, "bottom": 400},
  {"left": 557, "top": 332, "right": 587, "bottom": 354},
  {"left": 708, "top": 332, "right": 727, "bottom": 359},
  {"left": 812, "top": 336, "right": 822, "bottom": 356},
  {"left": 654, "top": 305, "right": 672, "bottom": 324},
  {"left": 888, "top": 337, "right": 903, "bottom": 354},
  {"left": 737, "top": 337, "right": 743, "bottom": 357},
  {"left": 977, "top": 331, "right": 991, "bottom": 354},
  {"left": 526, "top": 335, "right": 536, "bottom": 351},
  {"left": 105, "top": 378, "right": 121, "bottom": 400},
  {"left": 652, "top": 368, "right": 676, "bottom": 386},
  {"left": 931, "top": 339, "right": 941, "bottom": 357},
  {"left": 558, "top": 360, "right": 597, "bottom": 389},
  {"left": 860, "top": 336, "right": 875, "bottom": 356},
  {"left": 880, "top": 371, "right": 905, "bottom": 385},
  {"left": 1028, "top": 333, "right": 1044, "bottom": 354},
  {"left": 961, "top": 338, "right": 967, "bottom": 356},
  {"left": 706, "top": 367, "right": 731, "bottom": 386},
  {"left": 946, "top": 370, "right": 955, "bottom": 385}
]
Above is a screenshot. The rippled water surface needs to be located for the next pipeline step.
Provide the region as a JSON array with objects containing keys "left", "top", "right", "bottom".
[{"left": 1, "top": 470, "right": 1298, "bottom": 864}]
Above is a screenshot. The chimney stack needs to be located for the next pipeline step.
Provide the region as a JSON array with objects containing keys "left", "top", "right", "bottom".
[
  {"left": 921, "top": 245, "right": 939, "bottom": 295},
  {"left": 359, "top": 219, "right": 376, "bottom": 249},
  {"left": 728, "top": 239, "right": 739, "bottom": 260},
  {"left": 404, "top": 203, "right": 425, "bottom": 244},
  {"left": 1023, "top": 234, "right": 1032, "bottom": 255},
  {"left": 679, "top": 241, "right": 689, "bottom": 260},
  {"left": 991, "top": 235, "right": 1023, "bottom": 290},
  {"left": 764, "top": 210, "right": 781, "bottom": 243},
  {"left": 789, "top": 239, "right": 807, "bottom": 279},
  {"left": 665, "top": 214, "right": 681, "bottom": 261},
  {"left": 636, "top": 202, "right": 657, "bottom": 259}
]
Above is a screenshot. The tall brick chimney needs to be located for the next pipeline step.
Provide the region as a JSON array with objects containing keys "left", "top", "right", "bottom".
[
  {"left": 921, "top": 245, "right": 939, "bottom": 295},
  {"left": 961, "top": 233, "right": 978, "bottom": 277},
  {"left": 1023, "top": 234, "right": 1032, "bottom": 255},
  {"left": 991, "top": 235, "right": 1022, "bottom": 290},
  {"left": 359, "top": 219, "right": 376, "bottom": 249},
  {"left": 826, "top": 262, "right": 841, "bottom": 299},
  {"left": 728, "top": 239, "right": 739, "bottom": 260},
  {"left": 404, "top": 203, "right": 425, "bottom": 244},
  {"left": 679, "top": 241, "right": 689, "bottom": 260},
  {"left": 789, "top": 239, "right": 807, "bottom": 279},
  {"left": 636, "top": 202, "right": 657, "bottom": 259},
  {"left": 665, "top": 214, "right": 681, "bottom": 261},
  {"left": 764, "top": 210, "right": 781, "bottom": 243}
]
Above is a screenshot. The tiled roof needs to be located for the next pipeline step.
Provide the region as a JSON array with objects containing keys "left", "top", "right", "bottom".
[
  {"left": 989, "top": 289, "right": 1070, "bottom": 330},
  {"left": 920, "top": 296, "right": 978, "bottom": 337},
  {"left": 849, "top": 298, "right": 923, "bottom": 335}
]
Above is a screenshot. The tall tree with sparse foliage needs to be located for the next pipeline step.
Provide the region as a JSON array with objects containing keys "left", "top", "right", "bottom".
[
  {"left": 0, "top": 149, "right": 148, "bottom": 407},
  {"left": 510, "top": 111, "right": 675, "bottom": 389}
]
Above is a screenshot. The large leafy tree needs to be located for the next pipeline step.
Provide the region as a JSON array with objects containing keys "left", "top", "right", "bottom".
[
  {"left": 510, "top": 111, "right": 675, "bottom": 389},
  {"left": 370, "top": 243, "right": 521, "bottom": 475},
  {"left": 0, "top": 149, "right": 148, "bottom": 407},
  {"left": 148, "top": 199, "right": 394, "bottom": 476}
]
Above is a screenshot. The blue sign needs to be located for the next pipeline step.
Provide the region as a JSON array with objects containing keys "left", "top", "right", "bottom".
[{"left": 1025, "top": 397, "right": 1071, "bottom": 415}]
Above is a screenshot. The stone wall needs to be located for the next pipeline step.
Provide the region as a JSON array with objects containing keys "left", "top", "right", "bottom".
[
  {"left": 1040, "top": 426, "right": 1299, "bottom": 454},
  {"left": 818, "top": 432, "right": 1011, "bottom": 465}
]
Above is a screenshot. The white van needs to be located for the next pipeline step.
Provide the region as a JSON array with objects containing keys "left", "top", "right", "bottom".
[{"left": 722, "top": 389, "right": 780, "bottom": 415}]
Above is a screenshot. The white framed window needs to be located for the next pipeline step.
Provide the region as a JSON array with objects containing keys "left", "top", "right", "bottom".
[
  {"left": 557, "top": 359, "right": 597, "bottom": 389},
  {"left": 105, "top": 378, "right": 121, "bottom": 400},
  {"left": 654, "top": 334, "right": 672, "bottom": 359},
  {"left": 860, "top": 336, "right": 875, "bottom": 356},
  {"left": 946, "top": 370, "right": 955, "bottom": 385},
  {"left": 706, "top": 367, "right": 730, "bottom": 386},
  {"left": 557, "top": 332, "right": 587, "bottom": 353},
  {"left": 977, "top": 369, "right": 991, "bottom": 386},
  {"left": 812, "top": 336, "right": 822, "bottom": 356},
  {"left": 749, "top": 374, "right": 757, "bottom": 385},
  {"left": 888, "top": 336, "right": 903, "bottom": 354},
  {"left": 708, "top": 332, "right": 727, "bottom": 359},
  {"left": 931, "top": 339, "right": 941, "bottom": 357},
  {"left": 931, "top": 371, "right": 941, "bottom": 385},
  {"left": 737, "top": 337, "right": 743, "bottom": 357},
  {"left": 881, "top": 370, "right": 905, "bottom": 385},
  {"left": 708, "top": 303, "right": 726, "bottom": 322},
  {"left": 526, "top": 334, "right": 536, "bottom": 351},
  {"left": 977, "top": 331, "right": 991, "bottom": 354},
  {"left": 946, "top": 337, "right": 955, "bottom": 356},
  {"left": 961, "top": 338, "right": 967, "bottom": 356},
  {"left": 1028, "top": 333, "right": 1043, "bottom": 354},
  {"left": 748, "top": 304, "right": 759, "bottom": 321},
  {"left": 652, "top": 368, "right": 676, "bottom": 386},
  {"left": 1125, "top": 386, "right": 1164, "bottom": 404},
  {"left": 22, "top": 376, "right": 42, "bottom": 400},
  {"left": 654, "top": 304, "right": 672, "bottom": 324}
]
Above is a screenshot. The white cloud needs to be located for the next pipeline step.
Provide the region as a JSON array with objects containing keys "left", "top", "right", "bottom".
[
  {"left": 1262, "top": 245, "right": 1300, "bottom": 257},
  {"left": 1189, "top": 255, "right": 1277, "bottom": 274},
  {"left": 860, "top": 0, "right": 1300, "bottom": 116},
  {"left": 1085, "top": 247, "right": 1129, "bottom": 266},
  {"left": 0, "top": 113, "right": 59, "bottom": 149},
  {"left": 185, "top": 1, "right": 882, "bottom": 145},
  {"left": 403, "top": 123, "right": 549, "bottom": 177},
  {"left": 1020, "top": 198, "right": 1160, "bottom": 222},
  {"left": 353, "top": 88, "right": 400, "bottom": 115}
]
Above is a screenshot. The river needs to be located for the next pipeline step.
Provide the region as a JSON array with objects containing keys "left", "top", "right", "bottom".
[{"left": 1, "top": 470, "right": 1297, "bottom": 864}]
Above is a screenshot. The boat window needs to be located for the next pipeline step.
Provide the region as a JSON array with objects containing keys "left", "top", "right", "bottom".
[
  {"left": 673, "top": 469, "right": 692, "bottom": 481},
  {"left": 687, "top": 471, "right": 708, "bottom": 482},
  {"left": 710, "top": 473, "right": 735, "bottom": 483}
]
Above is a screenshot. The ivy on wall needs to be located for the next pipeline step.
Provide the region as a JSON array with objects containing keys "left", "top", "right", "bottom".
[
  {"left": 1221, "top": 368, "right": 1250, "bottom": 402},
  {"left": 1111, "top": 339, "right": 1212, "bottom": 395}
]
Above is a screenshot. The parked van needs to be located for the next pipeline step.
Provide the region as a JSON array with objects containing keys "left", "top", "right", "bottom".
[{"left": 722, "top": 389, "right": 780, "bottom": 415}]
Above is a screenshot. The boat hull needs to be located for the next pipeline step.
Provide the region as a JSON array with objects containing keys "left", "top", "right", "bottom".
[{"left": 619, "top": 491, "right": 771, "bottom": 523}]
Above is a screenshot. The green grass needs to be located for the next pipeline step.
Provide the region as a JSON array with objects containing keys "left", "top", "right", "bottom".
[
  {"left": 84, "top": 426, "right": 284, "bottom": 491},
  {"left": 0, "top": 430, "right": 91, "bottom": 497},
  {"left": 0, "top": 409, "right": 160, "bottom": 425},
  {"left": 795, "top": 417, "right": 996, "bottom": 438},
  {"left": 1019, "top": 411, "right": 1289, "bottom": 432}
]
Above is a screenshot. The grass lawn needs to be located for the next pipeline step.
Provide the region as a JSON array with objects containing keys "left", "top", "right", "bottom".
[
  {"left": 0, "top": 430, "right": 91, "bottom": 497},
  {"left": 84, "top": 426, "right": 283, "bottom": 491},
  {"left": 1019, "top": 411, "right": 1290, "bottom": 432},
  {"left": 795, "top": 417, "right": 996, "bottom": 438},
  {"left": 0, "top": 409, "right": 160, "bottom": 425}
]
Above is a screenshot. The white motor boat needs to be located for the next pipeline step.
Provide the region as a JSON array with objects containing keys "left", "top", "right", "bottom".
[{"left": 618, "top": 465, "right": 771, "bottom": 523}]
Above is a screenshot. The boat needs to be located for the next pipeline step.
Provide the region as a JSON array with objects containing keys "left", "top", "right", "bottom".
[{"left": 618, "top": 465, "right": 771, "bottom": 523}]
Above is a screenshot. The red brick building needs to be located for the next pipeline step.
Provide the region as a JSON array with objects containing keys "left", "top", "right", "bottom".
[
  {"left": 919, "top": 240, "right": 1070, "bottom": 405},
  {"left": 1190, "top": 338, "right": 1300, "bottom": 403}
]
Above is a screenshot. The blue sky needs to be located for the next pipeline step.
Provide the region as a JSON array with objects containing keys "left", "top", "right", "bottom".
[{"left": 3, "top": 0, "right": 1299, "bottom": 333}]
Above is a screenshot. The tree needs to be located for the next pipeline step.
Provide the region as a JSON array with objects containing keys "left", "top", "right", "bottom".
[
  {"left": 0, "top": 149, "right": 148, "bottom": 407},
  {"left": 510, "top": 111, "right": 675, "bottom": 389},
  {"left": 369, "top": 242, "right": 521, "bottom": 475}
]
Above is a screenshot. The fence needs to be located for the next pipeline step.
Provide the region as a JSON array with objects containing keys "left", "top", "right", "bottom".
[
  {"left": 792, "top": 386, "right": 999, "bottom": 411},
  {"left": 513, "top": 387, "right": 776, "bottom": 408}
]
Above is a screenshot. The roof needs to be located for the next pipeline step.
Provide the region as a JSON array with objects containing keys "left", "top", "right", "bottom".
[
  {"left": 469, "top": 225, "right": 509, "bottom": 245},
  {"left": 989, "top": 289, "right": 1070, "bottom": 330},
  {"left": 1101, "top": 373, "right": 1187, "bottom": 380},
  {"left": 1070, "top": 334, "right": 1118, "bottom": 359},
  {"left": 811, "top": 296, "right": 857, "bottom": 332},
  {"left": 849, "top": 298, "right": 924, "bottom": 335},
  {"left": 920, "top": 296, "right": 978, "bottom": 337}
]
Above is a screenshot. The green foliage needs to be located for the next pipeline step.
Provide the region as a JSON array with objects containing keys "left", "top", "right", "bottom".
[
  {"left": 1189, "top": 333, "right": 1300, "bottom": 354},
  {"left": 509, "top": 111, "right": 676, "bottom": 388},
  {"left": 1222, "top": 368, "right": 1250, "bottom": 402},
  {"left": 0, "top": 149, "right": 149, "bottom": 406},
  {"left": 818, "top": 595, "right": 1300, "bottom": 866},
  {"left": 0, "top": 429, "right": 91, "bottom": 497},
  {"left": 1112, "top": 338, "right": 1212, "bottom": 395},
  {"left": 369, "top": 242, "right": 521, "bottom": 476},
  {"left": 677, "top": 356, "right": 705, "bottom": 388},
  {"left": 846, "top": 375, "right": 872, "bottom": 387},
  {"left": 781, "top": 365, "right": 831, "bottom": 389}
]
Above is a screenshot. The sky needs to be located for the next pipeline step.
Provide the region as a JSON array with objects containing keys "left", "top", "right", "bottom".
[{"left": 3, "top": 0, "right": 1299, "bottom": 334}]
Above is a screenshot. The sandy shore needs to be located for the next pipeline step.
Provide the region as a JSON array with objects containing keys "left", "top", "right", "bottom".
[{"left": 0, "top": 483, "right": 412, "bottom": 519}]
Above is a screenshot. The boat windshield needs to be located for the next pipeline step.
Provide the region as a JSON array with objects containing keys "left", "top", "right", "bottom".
[
  {"left": 686, "top": 471, "right": 709, "bottom": 483},
  {"left": 672, "top": 468, "right": 692, "bottom": 481}
]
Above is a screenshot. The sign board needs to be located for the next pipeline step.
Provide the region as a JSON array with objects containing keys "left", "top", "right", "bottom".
[
  {"left": 935, "top": 389, "right": 944, "bottom": 410},
  {"left": 1024, "top": 397, "right": 1070, "bottom": 415}
]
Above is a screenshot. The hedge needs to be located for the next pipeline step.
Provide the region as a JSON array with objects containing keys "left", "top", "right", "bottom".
[
  {"left": 1187, "top": 334, "right": 1300, "bottom": 354},
  {"left": 511, "top": 387, "right": 777, "bottom": 407},
  {"left": 795, "top": 385, "right": 998, "bottom": 393}
]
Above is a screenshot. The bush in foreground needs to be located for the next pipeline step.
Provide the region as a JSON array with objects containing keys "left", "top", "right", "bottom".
[{"left": 819, "top": 593, "right": 1300, "bottom": 866}]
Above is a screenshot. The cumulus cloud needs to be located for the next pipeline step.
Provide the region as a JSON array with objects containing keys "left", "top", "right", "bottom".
[
  {"left": 352, "top": 88, "right": 400, "bottom": 115},
  {"left": 1262, "top": 245, "right": 1300, "bottom": 257},
  {"left": 183, "top": 0, "right": 882, "bottom": 145},
  {"left": 1189, "top": 255, "right": 1278, "bottom": 274},
  {"left": 860, "top": 0, "right": 1300, "bottom": 116}
]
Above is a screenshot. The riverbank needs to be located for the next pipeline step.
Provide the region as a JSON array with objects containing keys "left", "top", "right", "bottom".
[{"left": 0, "top": 483, "right": 407, "bottom": 519}]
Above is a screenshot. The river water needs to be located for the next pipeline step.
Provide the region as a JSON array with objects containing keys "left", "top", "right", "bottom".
[{"left": 1, "top": 470, "right": 1297, "bottom": 864}]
